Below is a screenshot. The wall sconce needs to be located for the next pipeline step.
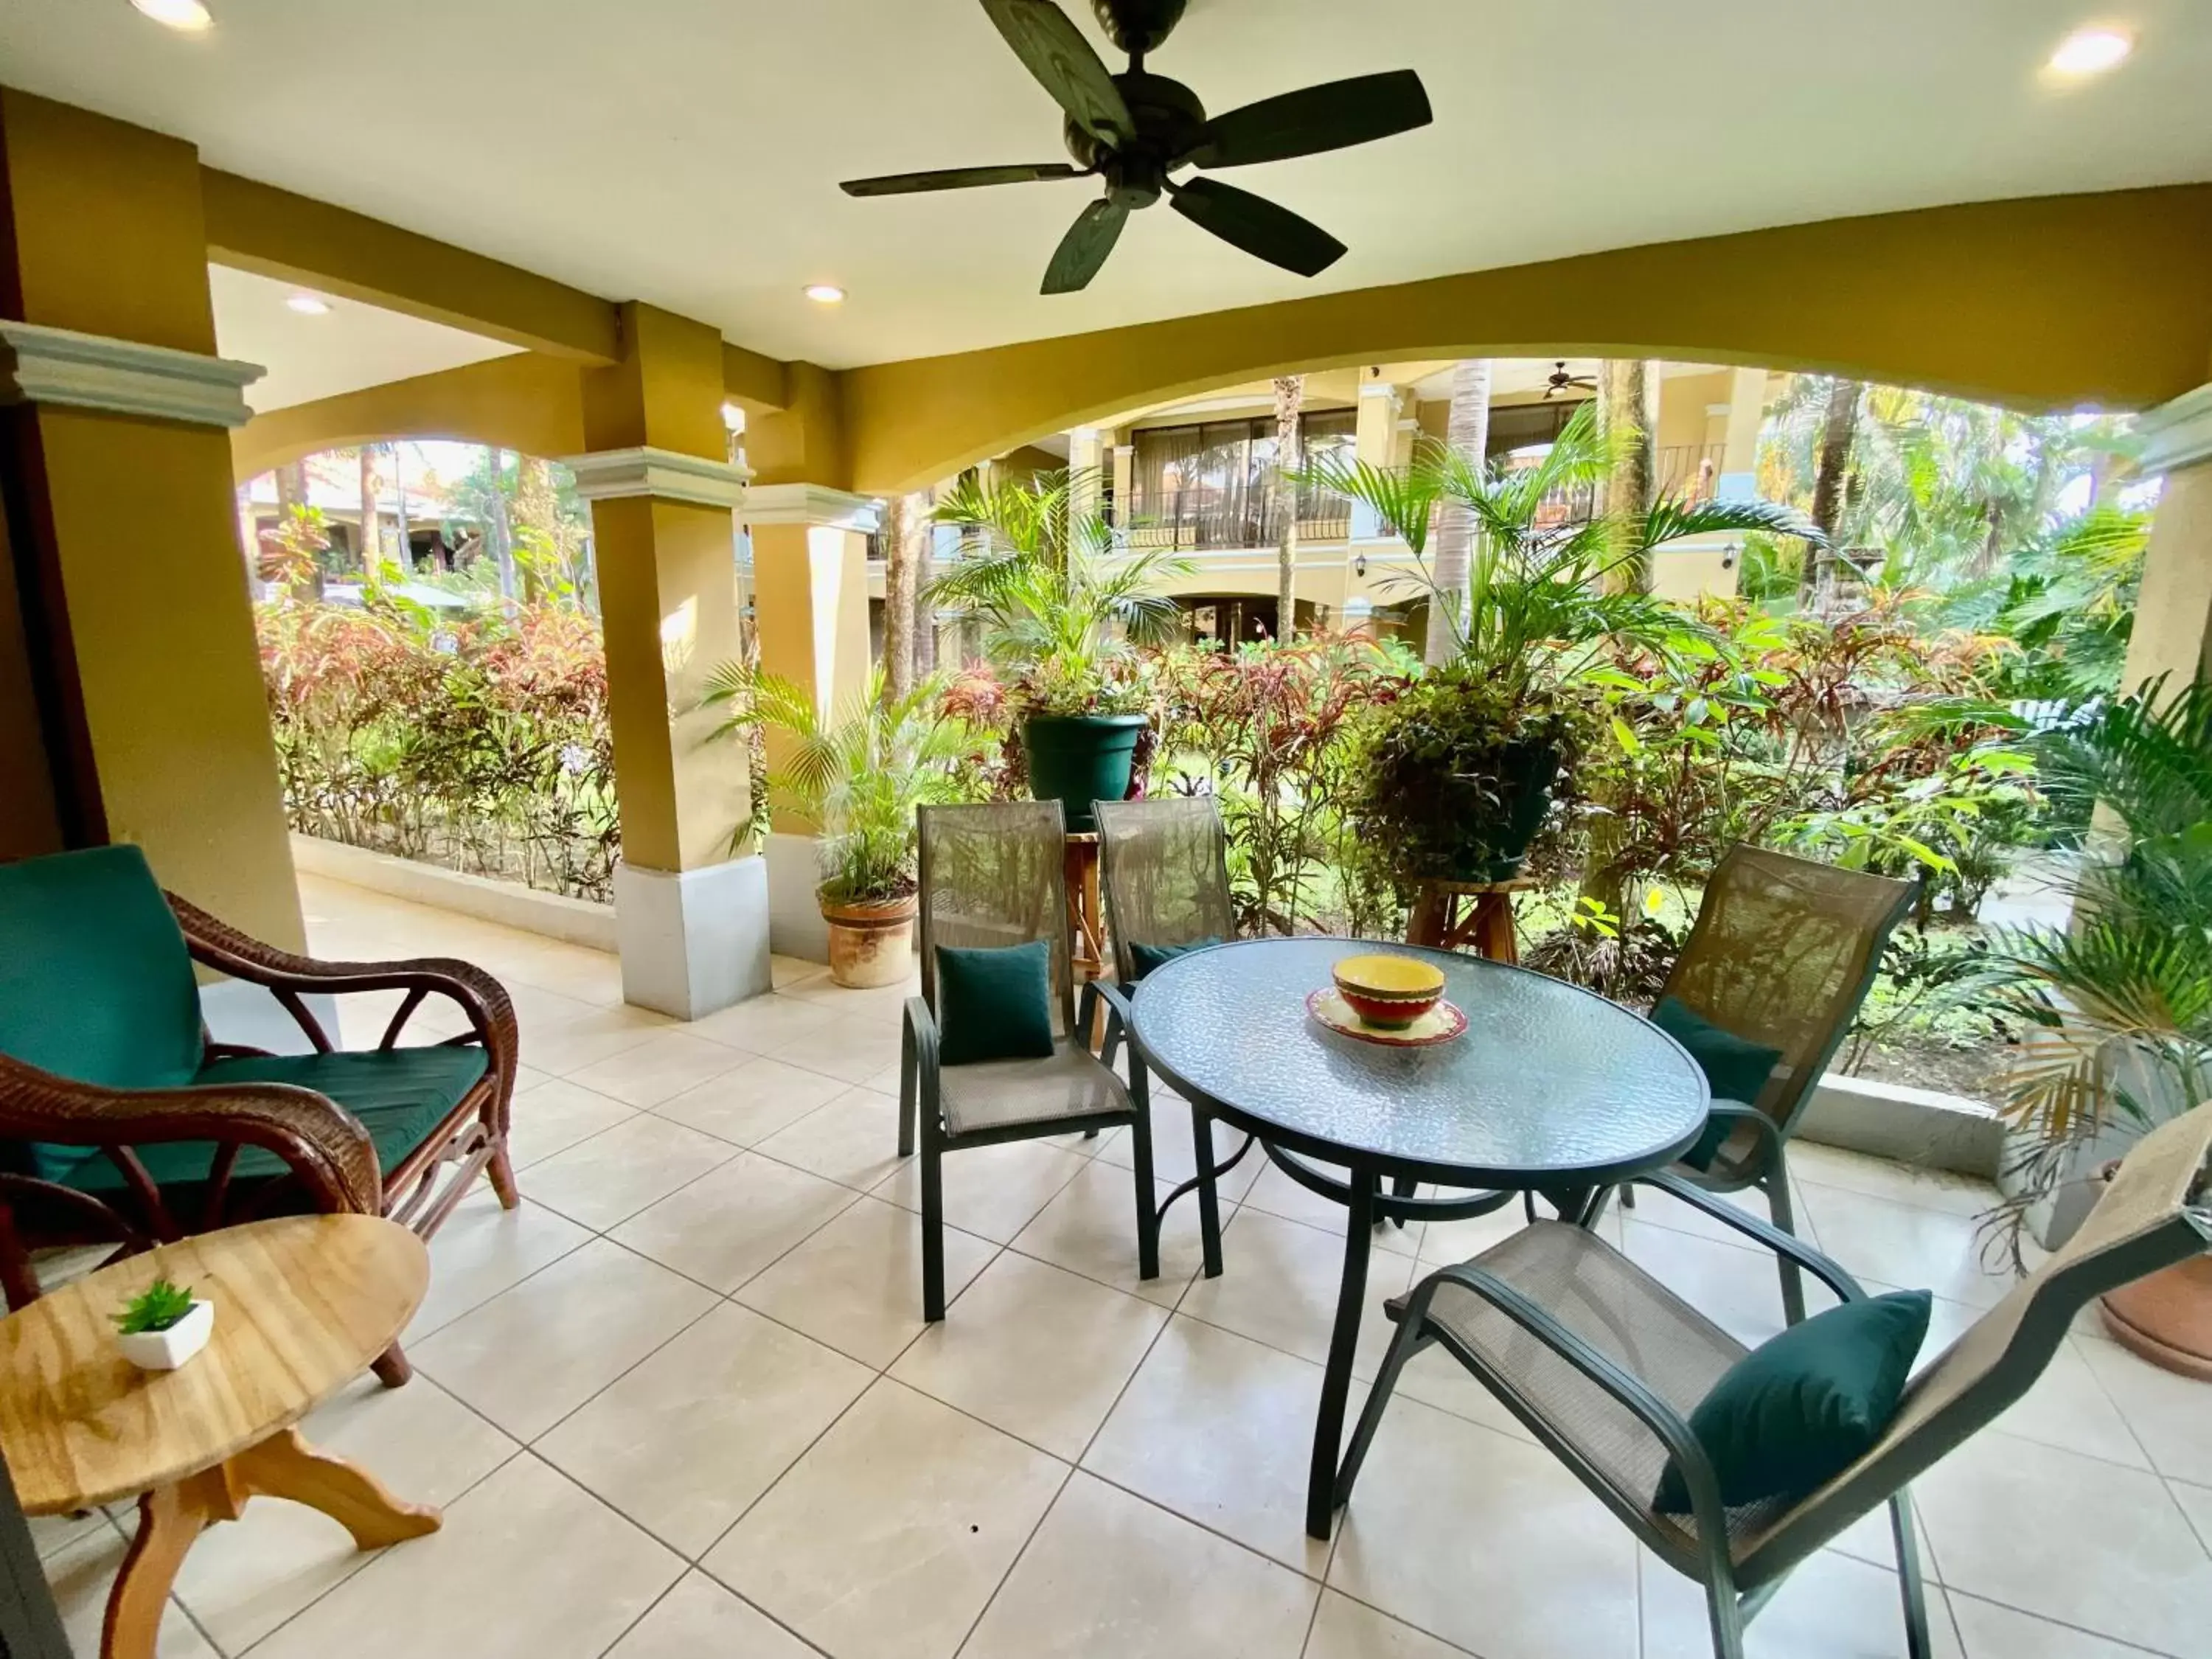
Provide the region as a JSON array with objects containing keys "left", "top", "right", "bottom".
[
  {"left": 1720, "top": 543, "right": 1739, "bottom": 571},
  {"left": 1354, "top": 553, "right": 1368, "bottom": 578}
]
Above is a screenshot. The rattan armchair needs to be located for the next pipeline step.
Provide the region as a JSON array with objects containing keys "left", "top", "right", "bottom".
[
  {"left": 1646, "top": 846, "right": 1918, "bottom": 1322},
  {"left": 1340, "top": 1102, "right": 2212, "bottom": 1659},
  {"left": 1093, "top": 796, "right": 1241, "bottom": 1278},
  {"left": 900, "top": 802, "right": 1158, "bottom": 1320},
  {"left": 0, "top": 845, "right": 520, "bottom": 1385}
]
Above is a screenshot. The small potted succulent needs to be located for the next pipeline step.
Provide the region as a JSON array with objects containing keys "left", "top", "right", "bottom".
[{"left": 113, "top": 1279, "right": 212, "bottom": 1371}]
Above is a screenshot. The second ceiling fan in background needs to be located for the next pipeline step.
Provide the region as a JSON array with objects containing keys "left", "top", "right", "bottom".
[{"left": 839, "top": 0, "right": 1434, "bottom": 293}]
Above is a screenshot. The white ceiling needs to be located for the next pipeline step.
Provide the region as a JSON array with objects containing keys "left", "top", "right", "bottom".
[{"left": 7, "top": 1, "right": 2210, "bottom": 372}]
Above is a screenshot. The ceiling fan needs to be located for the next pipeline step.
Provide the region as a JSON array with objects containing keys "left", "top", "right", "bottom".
[
  {"left": 838, "top": 0, "right": 1433, "bottom": 294},
  {"left": 1541, "top": 361, "right": 1598, "bottom": 400}
]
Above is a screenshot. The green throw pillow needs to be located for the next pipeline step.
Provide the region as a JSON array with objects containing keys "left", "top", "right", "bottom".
[
  {"left": 1130, "top": 936, "right": 1225, "bottom": 980},
  {"left": 935, "top": 942, "right": 1057, "bottom": 1066},
  {"left": 1654, "top": 1290, "right": 1931, "bottom": 1514},
  {"left": 1650, "top": 995, "right": 1783, "bottom": 1172}
]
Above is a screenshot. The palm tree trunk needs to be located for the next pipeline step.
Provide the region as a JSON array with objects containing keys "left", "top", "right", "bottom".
[
  {"left": 881, "top": 493, "right": 917, "bottom": 703},
  {"left": 487, "top": 448, "right": 518, "bottom": 603},
  {"left": 1425, "top": 359, "right": 1492, "bottom": 666},
  {"left": 1798, "top": 377, "right": 1861, "bottom": 603},
  {"left": 357, "top": 445, "right": 382, "bottom": 579},
  {"left": 1273, "top": 375, "right": 1303, "bottom": 642},
  {"left": 1597, "top": 360, "right": 1657, "bottom": 596},
  {"left": 391, "top": 443, "right": 412, "bottom": 575}
]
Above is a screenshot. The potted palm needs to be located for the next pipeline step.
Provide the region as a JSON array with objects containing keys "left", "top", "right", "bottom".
[
  {"left": 1307, "top": 405, "right": 1816, "bottom": 882},
  {"left": 1984, "top": 673, "right": 2212, "bottom": 1376},
  {"left": 926, "top": 468, "right": 1190, "bottom": 832},
  {"left": 703, "top": 667, "right": 975, "bottom": 987}
]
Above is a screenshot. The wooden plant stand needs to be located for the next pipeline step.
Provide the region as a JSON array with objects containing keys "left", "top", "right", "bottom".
[{"left": 1404, "top": 877, "right": 1540, "bottom": 964}]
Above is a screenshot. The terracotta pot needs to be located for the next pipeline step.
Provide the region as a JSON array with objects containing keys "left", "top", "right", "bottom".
[
  {"left": 2101, "top": 1252, "right": 2212, "bottom": 1382},
  {"left": 820, "top": 894, "right": 917, "bottom": 990}
]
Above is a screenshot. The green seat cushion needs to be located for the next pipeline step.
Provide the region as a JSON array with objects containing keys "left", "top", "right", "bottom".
[
  {"left": 1654, "top": 1290, "right": 1931, "bottom": 1514},
  {"left": 64, "top": 1046, "right": 488, "bottom": 1194},
  {"left": 1130, "top": 936, "right": 1225, "bottom": 980},
  {"left": 0, "top": 846, "right": 204, "bottom": 1183},
  {"left": 935, "top": 942, "right": 1057, "bottom": 1067},
  {"left": 1650, "top": 995, "right": 1784, "bottom": 1172}
]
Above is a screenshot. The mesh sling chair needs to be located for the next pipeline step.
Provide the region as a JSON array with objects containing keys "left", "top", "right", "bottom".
[
  {"left": 1339, "top": 1102, "right": 2212, "bottom": 1659},
  {"left": 1645, "top": 845, "right": 1918, "bottom": 1323},
  {"left": 0, "top": 845, "right": 520, "bottom": 1385},
  {"left": 900, "top": 801, "right": 1159, "bottom": 1320},
  {"left": 1093, "top": 796, "right": 1242, "bottom": 1277}
]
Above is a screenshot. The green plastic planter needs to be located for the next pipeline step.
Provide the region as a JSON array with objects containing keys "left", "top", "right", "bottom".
[{"left": 1023, "top": 713, "right": 1147, "bottom": 834}]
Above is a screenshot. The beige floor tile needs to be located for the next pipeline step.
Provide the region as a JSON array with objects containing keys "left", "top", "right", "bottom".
[
  {"left": 1916, "top": 1430, "right": 2212, "bottom": 1656},
  {"left": 1010, "top": 1158, "right": 1222, "bottom": 1308},
  {"left": 537, "top": 1302, "right": 872, "bottom": 1557},
  {"left": 411, "top": 1238, "right": 717, "bottom": 1439},
  {"left": 1790, "top": 1143, "right": 2000, "bottom": 1220},
  {"left": 1413, "top": 1189, "right": 1539, "bottom": 1269},
  {"left": 517, "top": 990, "right": 673, "bottom": 1077},
  {"left": 408, "top": 1186, "right": 595, "bottom": 1340},
  {"left": 331, "top": 984, "right": 475, "bottom": 1049},
  {"left": 686, "top": 990, "right": 838, "bottom": 1056},
  {"left": 703, "top": 1378, "right": 1066, "bottom": 1659},
  {"left": 566, "top": 1029, "right": 748, "bottom": 1108},
  {"left": 605, "top": 1571, "right": 820, "bottom": 1658},
  {"left": 612, "top": 1152, "right": 862, "bottom": 1292},
  {"left": 507, "top": 1077, "right": 639, "bottom": 1170},
  {"left": 1180, "top": 1208, "right": 1417, "bottom": 1382},
  {"left": 872, "top": 1137, "right": 1092, "bottom": 1244},
  {"left": 524, "top": 1113, "right": 740, "bottom": 1230},
  {"left": 1082, "top": 1315, "right": 1335, "bottom": 1578},
  {"left": 650, "top": 1054, "right": 849, "bottom": 1145},
  {"left": 251, "top": 1453, "right": 684, "bottom": 1659},
  {"left": 1618, "top": 1218, "right": 1847, "bottom": 1352},
  {"left": 962, "top": 1471, "right": 1317, "bottom": 1659},
  {"left": 1096, "top": 1095, "right": 1267, "bottom": 1200},
  {"left": 1641, "top": 1546, "right": 1963, "bottom": 1659},
  {"left": 2075, "top": 1331, "right": 2212, "bottom": 1485},
  {"left": 771, "top": 1012, "right": 905, "bottom": 1085},
  {"left": 2171, "top": 1478, "right": 2212, "bottom": 1554},
  {"left": 1915, "top": 1298, "right": 2147, "bottom": 1470},
  {"left": 734, "top": 1195, "right": 997, "bottom": 1368},
  {"left": 1303, "top": 1590, "right": 1474, "bottom": 1658},
  {"left": 1618, "top": 1177, "right": 1820, "bottom": 1251},
  {"left": 1328, "top": 1394, "right": 1640, "bottom": 1659},
  {"left": 1947, "top": 1590, "right": 2165, "bottom": 1658},
  {"left": 754, "top": 1085, "right": 908, "bottom": 1192},
  {"left": 170, "top": 1373, "right": 518, "bottom": 1652},
  {"left": 890, "top": 1251, "right": 1169, "bottom": 1458},
  {"left": 26, "top": 1506, "right": 111, "bottom": 1560},
  {"left": 1794, "top": 1183, "right": 2019, "bottom": 1310},
  {"left": 1389, "top": 1341, "right": 1541, "bottom": 1446},
  {"left": 771, "top": 953, "right": 832, "bottom": 990},
  {"left": 1238, "top": 1160, "right": 1422, "bottom": 1259},
  {"left": 43, "top": 1517, "right": 220, "bottom": 1659}
]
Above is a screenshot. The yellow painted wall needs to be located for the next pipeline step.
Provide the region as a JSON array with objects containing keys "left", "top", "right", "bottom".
[
  {"left": 748, "top": 361, "right": 849, "bottom": 488},
  {"left": 1656, "top": 369, "right": 1732, "bottom": 449}
]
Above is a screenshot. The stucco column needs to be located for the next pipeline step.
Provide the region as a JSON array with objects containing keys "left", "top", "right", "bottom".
[
  {"left": 1349, "top": 378, "right": 1403, "bottom": 541},
  {"left": 0, "top": 90, "right": 304, "bottom": 951},
  {"left": 1066, "top": 426, "right": 1104, "bottom": 530},
  {"left": 742, "top": 483, "right": 880, "bottom": 961},
  {"left": 1110, "top": 440, "right": 1135, "bottom": 529},
  {"left": 2118, "top": 384, "right": 2212, "bottom": 695},
  {"left": 566, "top": 302, "right": 768, "bottom": 1018},
  {"left": 1714, "top": 366, "right": 1769, "bottom": 502}
]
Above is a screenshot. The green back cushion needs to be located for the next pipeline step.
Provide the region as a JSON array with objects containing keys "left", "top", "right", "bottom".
[
  {"left": 935, "top": 942, "right": 1057, "bottom": 1066},
  {"left": 0, "top": 847, "right": 203, "bottom": 1182},
  {"left": 1654, "top": 1290, "right": 1931, "bottom": 1514},
  {"left": 1130, "top": 936, "right": 1225, "bottom": 980},
  {"left": 1649, "top": 995, "right": 1783, "bottom": 1172}
]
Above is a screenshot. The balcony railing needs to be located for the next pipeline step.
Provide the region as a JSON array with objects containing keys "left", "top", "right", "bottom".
[
  {"left": 1658, "top": 442, "right": 1729, "bottom": 501},
  {"left": 1123, "top": 491, "right": 1352, "bottom": 552}
]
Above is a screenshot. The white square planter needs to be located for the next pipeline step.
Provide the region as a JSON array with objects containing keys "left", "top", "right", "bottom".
[{"left": 115, "top": 1298, "right": 213, "bottom": 1371}]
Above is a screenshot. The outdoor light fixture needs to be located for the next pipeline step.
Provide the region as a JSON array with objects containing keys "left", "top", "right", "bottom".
[
  {"left": 720, "top": 400, "right": 747, "bottom": 434},
  {"left": 130, "top": 0, "right": 214, "bottom": 31},
  {"left": 285, "top": 293, "right": 332, "bottom": 316},
  {"left": 802, "top": 284, "right": 847, "bottom": 305},
  {"left": 2046, "top": 26, "right": 2133, "bottom": 77},
  {"left": 1354, "top": 554, "right": 1368, "bottom": 578}
]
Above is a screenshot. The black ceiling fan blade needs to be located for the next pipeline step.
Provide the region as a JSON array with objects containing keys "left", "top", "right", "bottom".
[
  {"left": 978, "top": 0, "right": 1135, "bottom": 147},
  {"left": 1180, "top": 69, "right": 1433, "bottom": 169},
  {"left": 1042, "top": 198, "right": 1130, "bottom": 293},
  {"left": 841, "top": 163, "right": 1087, "bottom": 197},
  {"left": 1167, "top": 178, "right": 1346, "bottom": 277}
]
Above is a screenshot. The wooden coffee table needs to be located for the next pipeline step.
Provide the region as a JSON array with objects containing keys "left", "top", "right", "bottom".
[{"left": 0, "top": 1216, "right": 439, "bottom": 1659}]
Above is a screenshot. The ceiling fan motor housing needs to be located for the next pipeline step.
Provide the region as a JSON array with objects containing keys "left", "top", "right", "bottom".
[{"left": 1091, "top": 0, "right": 1187, "bottom": 55}]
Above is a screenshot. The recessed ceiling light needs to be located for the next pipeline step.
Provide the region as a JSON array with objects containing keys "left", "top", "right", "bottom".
[
  {"left": 131, "top": 0, "right": 214, "bottom": 32},
  {"left": 2047, "top": 26, "right": 2133, "bottom": 77},
  {"left": 802, "top": 284, "right": 847, "bottom": 305},
  {"left": 285, "top": 293, "right": 332, "bottom": 316}
]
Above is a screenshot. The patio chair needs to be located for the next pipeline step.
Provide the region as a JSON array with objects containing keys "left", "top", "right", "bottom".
[
  {"left": 1093, "top": 796, "right": 1241, "bottom": 1276},
  {"left": 1643, "top": 845, "right": 1918, "bottom": 1322},
  {"left": 900, "top": 801, "right": 1158, "bottom": 1320},
  {"left": 1340, "top": 1102, "right": 2212, "bottom": 1659},
  {"left": 0, "top": 844, "right": 520, "bottom": 1385}
]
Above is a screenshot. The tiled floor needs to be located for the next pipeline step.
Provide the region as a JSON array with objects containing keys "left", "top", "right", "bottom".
[{"left": 36, "top": 873, "right": 2212, "bottom": 1659}]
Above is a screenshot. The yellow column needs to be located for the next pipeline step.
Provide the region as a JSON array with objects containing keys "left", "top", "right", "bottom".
[
  {"left": 566, "top": 303, "right": 766, "bottom": 1016},
  {"left": 2118, "top": 385, "right": 2212, "bottom": 695},
  {"left": 1066, "top": 426, "right": 1105, "bottom": 530},
  {"left": 1110, "top": 437, "right": 1135, "bottom": 530},
  {"left": 0, "top": 90, "right": 302, "bottom": 949},
  {"left": 742, "top": 484, "right": 880, "bottom": 961}
]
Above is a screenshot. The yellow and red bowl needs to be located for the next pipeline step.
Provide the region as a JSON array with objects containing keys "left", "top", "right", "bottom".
[{"left": 1331, "top": 953, "right": 1446, "bottom": 1029}]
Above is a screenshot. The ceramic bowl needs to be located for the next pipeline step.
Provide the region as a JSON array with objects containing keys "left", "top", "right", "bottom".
[{"left": 1331, "top": 953, "right": 1445, "bottom": 1029}]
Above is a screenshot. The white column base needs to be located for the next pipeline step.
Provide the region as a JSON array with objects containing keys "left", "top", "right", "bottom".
[
  {"left": 613, "top": 857, "right": 773, "bottom": 1019},
  {"left": 764, "top": 832, "right": 830, "bottom": 963}
]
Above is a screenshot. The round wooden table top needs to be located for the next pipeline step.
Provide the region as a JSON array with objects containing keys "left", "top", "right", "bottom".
[{"left": 0, "top": 1215, "right": 427, "bottom": 1513}]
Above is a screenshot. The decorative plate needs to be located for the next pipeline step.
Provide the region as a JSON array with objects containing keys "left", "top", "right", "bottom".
[{"left": 1307, "top": 987, "right": 1469, "bottom": 1048}]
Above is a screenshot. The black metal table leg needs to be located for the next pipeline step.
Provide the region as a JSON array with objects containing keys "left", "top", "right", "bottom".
[{"left": 1307, "top": 1164, "right": 1377, "bottom": 1540}]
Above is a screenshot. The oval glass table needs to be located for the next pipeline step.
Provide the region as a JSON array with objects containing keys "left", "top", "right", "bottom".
[{"left": 1130, "top": 937, "right": 1710, "bottom": 1540}]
